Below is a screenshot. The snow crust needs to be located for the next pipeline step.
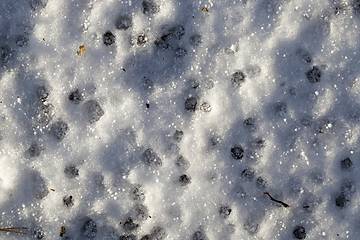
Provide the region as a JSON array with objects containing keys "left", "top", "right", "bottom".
[{"left": 1, "top": 0, "right": 360, "bottom": 239}]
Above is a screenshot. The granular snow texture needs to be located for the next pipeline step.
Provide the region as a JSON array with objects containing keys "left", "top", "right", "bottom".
[{"left": 0, "top": 0, "right": 360, "bottom": 239}]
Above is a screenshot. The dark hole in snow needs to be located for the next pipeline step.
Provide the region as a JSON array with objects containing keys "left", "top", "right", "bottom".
[
  {"left": 179, "top": 174, "right": 191, "bottom": 186},
  {"left": 185, "top": 97, "right": 197, "bottom": 112},
  {"left": 293, "top": 226, "right": 306, "bottom": 239},
  {"left": 306, "top": 66, "right": 321, "bottom": 83},
  {"left": 219, "top": 206, "right": 232, "bottom": 218},
  {"left": 103, "top": 31, "right": 115, "bottom": 46},
  {"left": 231, "top": 146, "right": 244, "bottom": 160},
  {"left": 231, "top": 71, "right": 246, "bottom": 87},
  {"left": 116, "top": 15, "right": 132, "bottom": 30}
]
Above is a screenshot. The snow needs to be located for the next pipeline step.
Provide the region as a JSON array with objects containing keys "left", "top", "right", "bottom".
[{"left": 1, "top": 0, "right": 360, "bottom": 239}]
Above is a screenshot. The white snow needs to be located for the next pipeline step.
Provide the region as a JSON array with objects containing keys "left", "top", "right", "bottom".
[{"left": 1, "top": 0, "right": 360, "bottom": 239}]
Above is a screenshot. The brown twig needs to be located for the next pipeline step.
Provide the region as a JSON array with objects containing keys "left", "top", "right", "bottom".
[
  {"left": 263, "top": 192, "right": 289, "bottom": 208},
  {"left": 161, "top": 32, "right": 174, "bottom": 41},
  {"left": 0, "top": 227, "right": 27, "bottom": 234}
]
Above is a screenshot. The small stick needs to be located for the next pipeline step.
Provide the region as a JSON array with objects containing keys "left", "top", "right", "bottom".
[
  {"left": 0, "top": 227, "right": 27, "bottom": 234},
  {"left": 161, "top": 32, "right": 174, "bottom": 40},
  {"left": 263, "top": 192, "right": 289, "bottom": 208}
]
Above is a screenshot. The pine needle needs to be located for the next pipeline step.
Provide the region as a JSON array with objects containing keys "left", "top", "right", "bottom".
[
  {"left": 0, "top": 227, "right": 27, "bottom": 234},
  {"left": 263, "top": 192, "right": 290, "bottom": 208}
]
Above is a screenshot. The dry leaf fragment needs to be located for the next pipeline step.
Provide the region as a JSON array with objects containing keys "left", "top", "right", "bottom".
[
  {"left": 60, "top": 226, "right": 66, "bottom": 237},
  {"left": 202, "top": 7, "right": 208, "bottom": 12},
  {"left": 77, "top": 45, "right": 87, "bottom": 56}
]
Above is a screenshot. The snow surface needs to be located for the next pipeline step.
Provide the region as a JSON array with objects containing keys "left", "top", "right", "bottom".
[{"left": 1, "top": 0, "right": 360, "bottom": 239}]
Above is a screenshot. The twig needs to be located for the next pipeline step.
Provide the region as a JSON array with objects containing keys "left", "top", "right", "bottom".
[
  {"left": 161, "top": 32, "right": 174, "bottom": 41},
  {"left": 0, "top": 227, "right": 27, "bottom": 234},
  {"left": 263, "top": 192, "right": 289, "bottom": 208}
]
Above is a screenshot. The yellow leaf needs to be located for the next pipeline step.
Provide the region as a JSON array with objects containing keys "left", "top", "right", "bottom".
[
  {"left": 77, "top": 45, "right": 87, "bottom": 56},
  {"left": 60, "top": 226, "right": 66, "bottom": 237}
]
